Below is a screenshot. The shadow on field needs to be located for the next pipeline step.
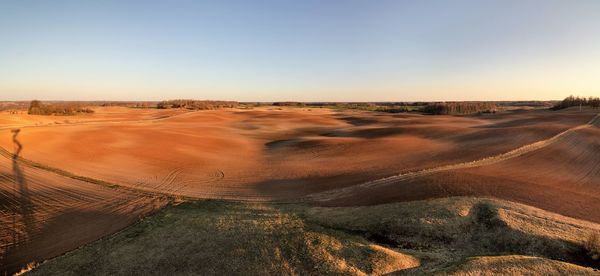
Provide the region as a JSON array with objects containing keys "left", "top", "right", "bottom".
[
  {"left": 252, "top": 172, "right": 377, "bottom": 199},
  {"left": 1, "top": 129, "right": 36, "bottom": 274},
  {"left": 4, "top": 209, "right": 132, "bottom": 275},
  {"left": 12, "top": 129, "right": 35, "bottom": 238}
]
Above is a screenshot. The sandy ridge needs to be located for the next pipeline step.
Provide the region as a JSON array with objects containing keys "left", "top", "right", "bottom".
[{"left": 308, "top": 113, "right": 600, "bottom": 202}]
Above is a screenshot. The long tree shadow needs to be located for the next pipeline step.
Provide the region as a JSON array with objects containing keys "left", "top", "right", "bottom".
[{"left": 1, "top": 129, "right": 36, "bottom": 274}]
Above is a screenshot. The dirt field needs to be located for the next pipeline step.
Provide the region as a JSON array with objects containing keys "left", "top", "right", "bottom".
[
  {"left": 1, "top": 105, "right": 599, "bottom": 274},
  {"left": 312, "top": 110, "right": 600, "bottom": 224},
  {"left": 0, "top": 148, "right": 168, "bottom": 273},
  {"left": 0, "top": 106, "right": 595, "bottom": 201}
]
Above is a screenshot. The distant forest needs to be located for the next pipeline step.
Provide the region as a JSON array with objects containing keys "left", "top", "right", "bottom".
[
  {"left": 551, "top": 96, "right": 600, "bottom": 110},
  {"left": 28, "top": 100, "right": 94, "bottom": 115},
  {"left": 6, "top": 96, "right": 597, "bottom": 116},
  {"left": 421, "top": 102, "right": 498, "bottom": 115},
  {"left": 157, "top": 100, "right": 238, "bottom": 110}
]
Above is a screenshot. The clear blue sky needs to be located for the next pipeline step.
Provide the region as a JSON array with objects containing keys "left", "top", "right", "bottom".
[{"left": 1, "top": 0, "right": 599, "bottom": 101}]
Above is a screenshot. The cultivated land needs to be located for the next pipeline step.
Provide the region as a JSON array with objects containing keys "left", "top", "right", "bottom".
[{"left": 1, "top": 105, "right": 599, "bottom": 274}]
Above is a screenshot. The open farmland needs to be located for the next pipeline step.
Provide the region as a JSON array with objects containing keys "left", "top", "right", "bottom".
[
  {"left": 0, "top": 106, "right": 595, "bottom": 201},
  {"left": 1, "top": 105, "right": 600, "bottom": 274},
  {"left": 5, "top": 0, "right": 600, "bottom": 274}
]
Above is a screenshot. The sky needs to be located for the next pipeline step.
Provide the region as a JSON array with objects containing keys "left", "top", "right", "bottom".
[{"left": 1, "top": 0, "right": 600, "bottom": 101}]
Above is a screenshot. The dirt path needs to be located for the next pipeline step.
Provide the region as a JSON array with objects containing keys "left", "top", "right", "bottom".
[{"left": 309, "top": 113, "right": 600, "bottom": 202}]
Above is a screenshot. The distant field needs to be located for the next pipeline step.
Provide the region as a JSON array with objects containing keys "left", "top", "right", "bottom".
[{"left": 1, "top": 104, "right": 599, "bottom": 274}]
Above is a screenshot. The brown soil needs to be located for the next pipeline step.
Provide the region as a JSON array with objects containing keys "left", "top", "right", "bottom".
[
  {"left": 314, "top": 110, "right": 600, "bottom": 224},
  {"left": 0, "top": 106, "right": 598, "bottom": 274}
]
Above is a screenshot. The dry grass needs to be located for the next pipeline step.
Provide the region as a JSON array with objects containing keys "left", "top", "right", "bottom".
[
  {"left": 29, "top": 201, "right": 418, "bottom": 276},
  {"left": 28, "top": 197, "right": 600, "bottom": 275},
  {"left": 448, "top": 255, "right": 597, "bottom": 275},
  {"left": 497, "top": 204, "right": 600, "bottom": 245},
  {"left": 584, "top": 232, "right": 600, "bottom": 264},
  {"left": 304, "top": 197, "right": 600, "bottom": 273}
]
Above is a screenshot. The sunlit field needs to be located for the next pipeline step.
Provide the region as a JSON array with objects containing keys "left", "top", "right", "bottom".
[{"left": 3, "top": 0, "right": 600, "bottom": 274}]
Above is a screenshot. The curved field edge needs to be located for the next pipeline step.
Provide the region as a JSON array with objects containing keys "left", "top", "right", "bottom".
[
  {"left": 28, "top": 197, "right": 600, "bottom": 275},
  {"left": 308, "top": 113, "right": 600, "bottom": 202},
  {"left": 0, "top": 146, "right": 178, "bottom": 199},
  {"left": 2, "top": 112, "right": 597, "bottom": 203},
  {"left": 0, "top": 155, "right": 170, "bottom": 275}
]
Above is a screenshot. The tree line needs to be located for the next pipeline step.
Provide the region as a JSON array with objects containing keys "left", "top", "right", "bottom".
[
  {"left": 156, "top": 100, "right": 238, "bottom": 110},
  {"left": 551, "top": 95, "right": 600, "bottom": 110},
  {"left": 28, "top": 100, "right": 94, "bottom": 115},
  {"left": 421, "top": 102, "right": 497, "bottom": 115}
]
